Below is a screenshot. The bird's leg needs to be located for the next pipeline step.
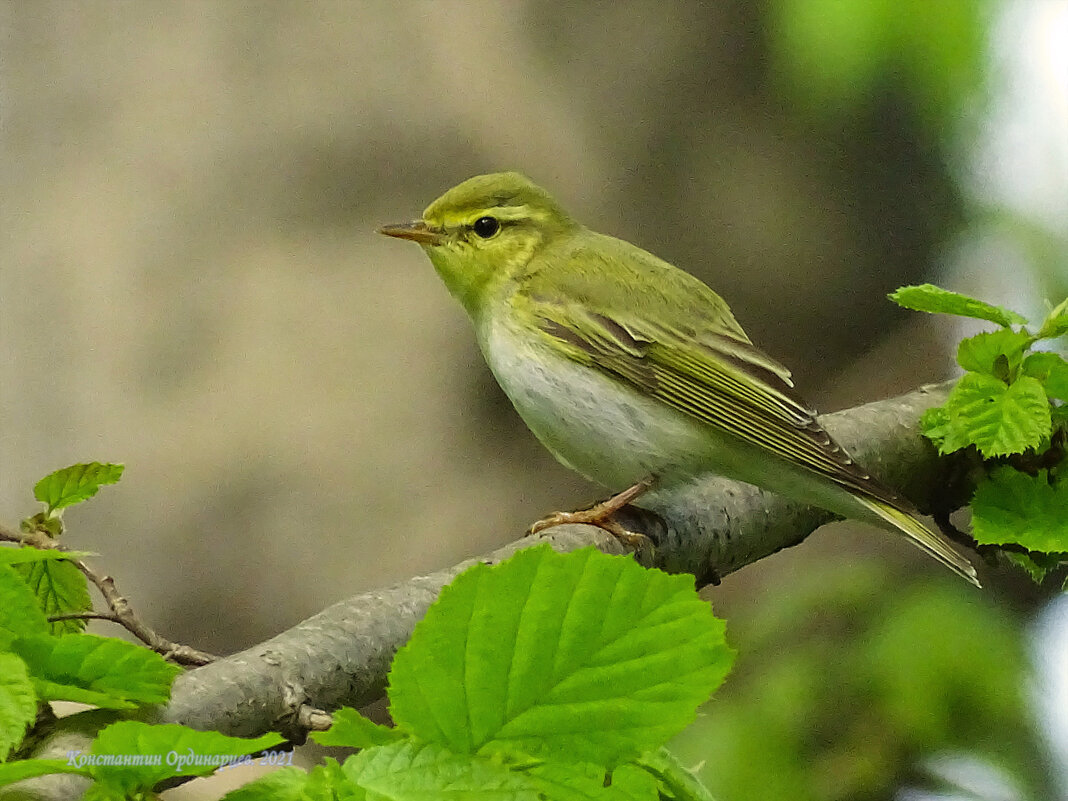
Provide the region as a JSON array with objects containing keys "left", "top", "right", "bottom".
[{"left": 528, "top": 476, "right": 656, "bottom": 550}]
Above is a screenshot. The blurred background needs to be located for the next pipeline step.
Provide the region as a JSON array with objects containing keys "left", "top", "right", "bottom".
[{"left": 1, "top": 1, "right": 1065, "bottom": 799}]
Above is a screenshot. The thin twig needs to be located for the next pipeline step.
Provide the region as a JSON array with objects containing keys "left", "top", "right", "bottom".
[
  {"left": 47, "top": 611, "right": 122, "bottom": 624},
  {"left": 0, "top": 521, "right": 218, "bottom": 666},
  {"left": 0, "top": 521, "right": 42, "bottom": 544},
  {"left": 76, "top": 565, "right": 219, "bottom": 665}
]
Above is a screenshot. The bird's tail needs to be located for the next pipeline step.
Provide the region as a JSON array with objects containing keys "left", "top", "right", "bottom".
[{"left": 856, "top": 497, "right": 980, "bottom": 587}]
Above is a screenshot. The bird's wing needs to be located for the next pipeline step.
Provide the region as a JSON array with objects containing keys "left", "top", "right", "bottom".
[{"left": 519, "top": 244, "right": 899, "bottom": 503}]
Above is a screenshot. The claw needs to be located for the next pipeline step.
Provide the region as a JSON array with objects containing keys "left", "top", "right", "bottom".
[{"left": 527, "top": 477, "right": 656, "bottom": 552}]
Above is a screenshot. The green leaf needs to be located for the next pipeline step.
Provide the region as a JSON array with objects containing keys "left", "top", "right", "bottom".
[
  {"left": 889, "top": 284, "right": 1028, "bottom": 328},
  {"left": 919, "top": 405, "right": 950, "bottom": 449},
  {"left": 1022, "top": 351, "right": 1068, "bottom": 401},
  {"left": 636, "top": 748, "right": 716, "bottom": 801},
  {"left": 81, "top": 783, "right": 127, "bottom": 801},
  {"left": 0, "top": 653, "right": 36, "bottom": 761},
  {"left": 0, "top": 565, "right": 51, "bottom": 641},
  {"left": 28, "top": 681, "right": 136, "bottom": 711},
  {"left": 85, "top": 721, "right": 284, "bottom": 795},
  {"left": 1037, "top": 297, "right": 1068, "bottom": 339},
  {"left": 33, "top": 463, "right": 124, "bottom": 515},
  {"left": 312, "top": 707, "right": 402, "bottom": 749},
  {"left": 937, "top": 373, "right": 1051, "bottom": 457},
  {"left": 1053, "top": 404, "right": 1068, "bottom": 432},
  {"left": 14, "top": 558, "right": 92, "bottom": 635},
  {"left": 527, "top": 760, "right": 658, "bottom": 800},
  {"left": 552, "top": 763, "right": 658, "bottom": 800},
  {"left": 346, "top": 741, "right": 539, "bottom": 800},
  {"left": 21, "top": 511, "right": 64, "bottom": 537},
  {"left": 0, "top": 547, "right": 94, "bottom": 567},
  {"left": 305, "top": 758, "right": 367, "bottom": 801},
  {"left": 956, "top": 330, "right": 1034, "bottom": 377},
  {"left": 601, "top": 764, "right": 661, "bottom": 800},
  {"left": 10, "top": 633, "right": 182, "bottom": 710},
  {"left": 346, "top": 741, "right": 651, "bottom": 801},
  {"left": 220, "top": 762, "right": 364, "bottom": 801},
  {"left": 219, "top": 767, "right": 311, "bottom": 801},
  {"left": 388, "top": 545, "right": 733, "bottom": 768},
  {"left": 1003, "top": 551, "right": 1061, "bottom": 584},
  {"left": 0, "top": 759, "right": 88, "bottom": 787},
  {"left": 971, "top": 468, "right": 1068, "bottom": 553}
]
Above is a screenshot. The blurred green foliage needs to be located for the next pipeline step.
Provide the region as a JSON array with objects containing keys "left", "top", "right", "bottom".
[
  {"left": 672, "top": 565, "right": 1054, "bottom": 801},
  {"left": 769, "top": 0, "right": 989, "bottom": 135},
  {"left": 672, "top": 7, "right": 1067, "bottom": 797},
  {"left": 771, "top": 0, "right": 1066, "bottom": 307}
]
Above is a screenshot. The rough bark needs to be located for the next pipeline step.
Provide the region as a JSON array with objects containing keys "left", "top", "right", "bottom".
[{"left": 161, "top": 382, "right": 961, "bottom": 738}]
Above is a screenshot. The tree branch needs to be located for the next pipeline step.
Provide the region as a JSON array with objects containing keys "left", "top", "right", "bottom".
[
  {"left": 163, "top": 381, "right": 964, "bottom": 738},
  {"left": 0, "top": 524, "right": 218, "bottom": 667}
]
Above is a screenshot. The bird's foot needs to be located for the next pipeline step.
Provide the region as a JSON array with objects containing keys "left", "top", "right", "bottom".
[
  {"left": 527, "top": 477, "right": 655, "bottom": 551},
  {"left": 530, "top": 511, "right": 652, "bottom": 550}
]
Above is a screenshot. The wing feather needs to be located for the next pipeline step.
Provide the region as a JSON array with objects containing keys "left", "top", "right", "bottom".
[{"left": 529, "top": 297, "right": 898, "bottom": 504}]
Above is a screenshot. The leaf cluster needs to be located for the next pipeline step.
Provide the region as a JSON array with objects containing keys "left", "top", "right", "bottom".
[
  {"left": 671, "top": 564, "right": 1047, "bottom": 801},
  {"left": 1, "top": 464, "right": 281, "bottom": 799},
  {"left": 890, "top": 286, "right": 1068, "bottom": 580},
  {"left": 3, "top": 466, "right": 732, "bottom": 800},
  {"left": 229, "top": 545, "right": 734, "bottom": 801}
]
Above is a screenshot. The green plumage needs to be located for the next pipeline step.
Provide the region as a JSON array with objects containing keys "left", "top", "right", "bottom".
[{"left": 381, "top": 172, "right": 978, "bottom": 586}]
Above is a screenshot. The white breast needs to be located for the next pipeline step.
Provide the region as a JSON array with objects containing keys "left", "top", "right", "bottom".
[{"left": 480, "top": 314, "right": 710, "bottom": 490}]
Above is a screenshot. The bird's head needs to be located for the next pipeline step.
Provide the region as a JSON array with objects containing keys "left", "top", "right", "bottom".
[{"left": 380, "top": 172, "right": 577, "bottom": 317}]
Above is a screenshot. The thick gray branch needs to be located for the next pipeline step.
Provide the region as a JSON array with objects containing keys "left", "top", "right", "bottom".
[{"left": 162, "top": 381, "right": 959, "bottom": 738}]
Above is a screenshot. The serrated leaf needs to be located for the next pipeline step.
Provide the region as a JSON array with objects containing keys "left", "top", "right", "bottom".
[
  {"left": 1023, "top": 351, "right": 1068, "bottom": 401},
  {"left": 388, "top": 545, "right": 733, "bottom": 768},
  {"left": 86, "top": 721, "right": 284, "bottom": 795},
  {"left": 14, "top": 558, "right": 92, "bottom": 634},
  {"left": 956, "top": 330, "right": 1034, "bottom": 376},
  {"left": 33, "top": 463, "right": 124, "bottom": 515},
  {"left": 1004, "top": 551, "right": 1061, "bottom": 584},
  {"left": 9, "top": 633, "right": 182, "bottom": 709},
  {"left": 81, "top": 783, "right": 127, "bottom": 801},
  {"left": 312, "top": 707, "right": 402, "bottom": 749},
  {"left": 0, "top": 759, "right": 88, "bottom": 787},
  {"left": 636, "top": 748, "right": 716, "bottom": 801},
  {"left": 0, "top": 547, "right": 94, "bottom": 567},
  {"left": 347, "top": 741, "right": 646, "bottom": 801},
  {"left": 971, "top": 468, "right": 1068, "bottom": 553},
  {"left": 937, "top": 373, "right": 1051, "bottom": 457},
  {"left": 0, "top": 564, "right": 51, "bottom": 642},
  {"left": 919, "top": 405, "right": 950, "bottom": 449},
  {"left": 346, "top": 741, "right": 540, "bottom": 800},
  {"left": 220, "top": 766, "right": 328, "bottom": 801},
  {"left": 222, "top": 758, "right": 371, "bottom": 801},
  {"left": 222, "top": 764, "right": 363, "bottom": 801},
  {"left": 1038, "top": 298, "right": 1068, "bottom": 339},
  {"left": 526, "top": 760, "right": 658, "bottom": 800},
  {"left": 308, "top": 758, "right": 369, "bottom": 801},
  {"left": 0, "top": 653, "right": 36, "bottom": 761},
  {"left": 889, "top": 284, "right": 1028, "bottom": 327}
]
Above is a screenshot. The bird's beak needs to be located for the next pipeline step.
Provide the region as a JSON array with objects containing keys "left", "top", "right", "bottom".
[{"left": 378, "top": 220, "right": 445, "bottom": 246}]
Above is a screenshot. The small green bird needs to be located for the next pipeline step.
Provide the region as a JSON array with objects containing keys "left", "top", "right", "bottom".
[{"left": 380, "top": 172, "right": 978, "bottom": 586}]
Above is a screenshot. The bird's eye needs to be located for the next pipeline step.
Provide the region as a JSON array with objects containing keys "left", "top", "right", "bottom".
[{"left": 472, "top": 216, "right": 501, "bottom": 239}]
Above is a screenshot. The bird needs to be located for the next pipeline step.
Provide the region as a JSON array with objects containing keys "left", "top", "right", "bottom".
[{"left": 379, "top": 171, "right": 979, "bottom": 586}]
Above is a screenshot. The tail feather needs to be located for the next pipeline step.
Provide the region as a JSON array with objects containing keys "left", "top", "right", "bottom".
[{"left": 857, "top": 497, "right": 981, "bottom": 587}]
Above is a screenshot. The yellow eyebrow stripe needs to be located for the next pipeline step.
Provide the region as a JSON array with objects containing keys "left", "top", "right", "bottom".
[{"left": 438, "top": 205, "right": 557, "bottom": 229}]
